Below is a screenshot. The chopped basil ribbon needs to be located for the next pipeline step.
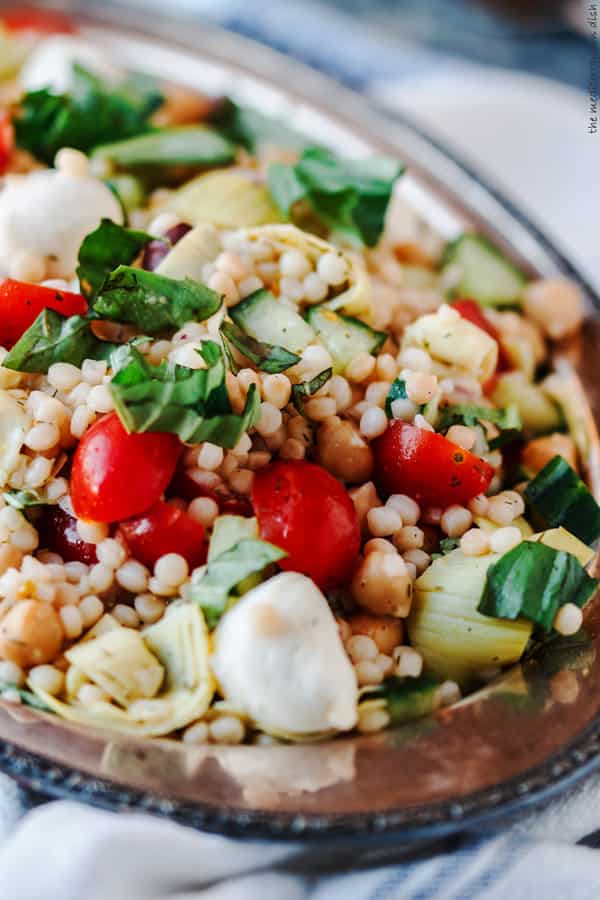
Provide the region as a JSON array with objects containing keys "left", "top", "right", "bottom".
[
  {"left": 3, "top": 311, "right": 115, "bottom": 373},
  {"left": 478, "top": 540, "right": 598, "bottom": 632},
  {"left": 3, "top": 489, "right": 53, "bottom": 510},
  {"left": 191, "top": 538, "right": 287, "bottom": 629},
  {"left": 524, "top": 455, "right": 600, "bottom": 545},
  {"left": 91, "top": 265, "right": 222, "bottom": 334},
  {"left": 109, "top": 341, "right": 260, "bottom": 449},
  {"left": 209, "top": 98, "right": 308, "bottom": 153},
  {"left": 436, "top": 403, "right": 521, "bottom": 450},
  {"left": 77, "top": 219, "right": 153, "bottom": 301},
  {"left": 385, "top": 378, "right": 409, "bottom": 418},
  {"left": 15, "top": 65, "right": 162, "bottom": 164},
  {"left": 292, "top": 368, "right": 333, "bottom": 414},
  {"left": 220, "top": 320, "right": 301, "bottom": 374},
  {"left": 268, "top": 147, "right": 403, "bottom": 247}
]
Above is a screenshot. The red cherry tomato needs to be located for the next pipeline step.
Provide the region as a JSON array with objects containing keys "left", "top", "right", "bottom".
[
  {"left": 0, "top": 111, "right": 14, "bottom": 177},
  {"left": 1, "top": 7, "right": 76, "bottom": 33},
  {"left": 0, "top": 280, "right": 88, "bottom": 349},
  {"left": 37, "top": 505, "right": 97, "bottom": 565},
  {"left": 252, "top": 460, "right": 360, "bottom": 591},
  {"left": 118, "top": 500, "right": 207, "bottom": 570},
  {"left": 373, "top": 421, "right": 494, "bottom": 508},
  {"left": 71, "top": 413, "right": 181, "bottom": 523}
]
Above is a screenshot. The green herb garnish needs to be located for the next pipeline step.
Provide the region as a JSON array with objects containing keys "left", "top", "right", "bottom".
[
  {"left": 15, "top": 65, "right": 162, "bottom": 164},
  {"left": 3, "top": 311, "right": 113, "bottom": 373},
  {"left": 220, "top": 320, "right": 301, "bottom": 374},
  {"left": 268, "top": 147, "right": 403, "bottom": 247},
  {"left": 191, "top": 538, "right": 287, "bottom": 628},
  {"left": 478, "top": 541, "right": 597, "bottom": 632},
  {"left": 77, "top": 219, "right": 153, "bottom": 301},
  {"left": 109, "top": 342, "right": 260, "bottom": 449},
  {"left": 292, "top": 368, "right": 333, "bottom": 415}
]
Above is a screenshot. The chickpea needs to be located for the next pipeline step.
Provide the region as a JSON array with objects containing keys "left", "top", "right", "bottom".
[
  {"left": 522, "top": 433, "right": 578, "bottom": 476},
  {"left": 522, "top": 279, "right": 584, "bottom": 341},
  {"left": 0, "top": 601, "right": 63, "bottom": 668},
  {"left": 349, "top": 482, "right": 381, "bottom": 534},
  {"left": 349, "top": 612, "right": 404, "bottom": 655},
  {"left": 317, "top": 419, "right": 374, "bottom": 483},
  {"left": 351, "top": 551, "right": 413, "bottom": 618}
]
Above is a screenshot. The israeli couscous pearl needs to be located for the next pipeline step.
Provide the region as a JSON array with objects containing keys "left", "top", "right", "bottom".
[
  {"left": 346, "top": 634, "right": 378, "bottom": 663},
  {"left": 208, "top": 715, "right": 245, "bottom": 744},
  {"left": 55, "top": 147, "right": 89, "bottom": 177},
  {"left": 398, "top": 347, "right": 432, "bottom": 372},
  {"left": 317, "top": 251, "right": 347, "bottom": 286},
  {"left": 446, "top": 425, "right": 477, "bottom": 451},
  {"left": 305, "top": 397, "right": 337, "bottom": 422},
  {"left": 460, "top": 528, "right": 490, "bottom": 556},
  {"left": 182, "top": 721, "right": 209, "bottom": 745},
  {"left": 403, "top": 548, "right": 431, "bottom": 574},
  {"left": 328, "top": 375, "right": 353, "bottom": 412},
  {"left": 154, "top": 553, "right": 189, "bottom": 588},
  {"left": 280, "top": 249, "right": 311, "bottom": 279},
  {"left": 134, "top": 593, "right": 166, "bottom": 624},
  {"left": 360, "top": 406, "right": 388, "bottom": 439},
  {"left": 48, "top": 362, "right": 81, "bottom": 391},
  {"left": 115, "top": 561, "right": 149, "bottom": 594},
  {"left": 386, "top": 494, "right": 420, "bottom": 525},
  {"left": 79, "top": 595, "right": 104, "bottom": 628},
  {"left": 438, "top": 680, "right": 462, "bottom": 707},
  {"left": 363, "top": 538, "right": 396, "bottom": 556},
  {"left": 405, "top": 372, "right": 437, "bottom": 405},
  {"left": 487, "top": 491, "right": 525, "bottom": 526},
  {"left": 28, "top": 664, "right": 64, "bottom": 696},
  {"left": 0, "top": 660, "right": 25, "bottom": 686},
  {"left": 394, "top": 526, "right": 424, "bottom": 552},
  {"left": 390, "top": 398, "right": 417, "bottom": 420},
  {"left": 553, "top": 603, "right": 583, "bottom": 636},
  {"left": 261, "top": 374, "right": 291, "bottom": 409},
  {"left": 25, "top": 422, "right": 60, "bottom": 452},
  {"left": 256, "top": 402, "right": 283, "bottom": 437},
  {"left": 367, "top": 506, "right": 402, "bottom": 537},
  {"left": 440, "top": 505, "right": 473, "bottom": 538},
  {"left": 488, "top": 526, "right": 522, "bottom": 554},
  {"left": 228, "top": 468, "right": 254, "bottom": 495},
  {"left": 59, "top": 605, "right": 83, "bottom": 640},
  {"left": 188, "top": 496, "right": 219, "bottom": 528},
  {"left": 346, "top": 352, "right": 376, "bottom": 383},
  {"left": 393, "top": 646, "right": 423, "bottom": 678},
  {"left": 96, "top": 538, "right": 126, "bottom": 570},
  {"left": 280, "top": 438, "right": 306, "bottom": 460},
  {"left": 196, "top": 442, "right": 224, "bottom": 471},
  {"left": 468, "top": 494, "right": 489, "bottom": 517},
  {"left": 354, "top": 659, "right": 384, "bottom": 686},
  {"left": 357, "top": 707, "right": 390, "bottom": 733},
  {"left": 113, "top": 604, "right": 140, "bottom": 628},
  {"left": 81, "top": 359, "right": 107, "bottom": 385}
]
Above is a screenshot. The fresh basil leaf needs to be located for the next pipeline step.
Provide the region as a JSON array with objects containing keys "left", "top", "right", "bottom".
[
  {"left": 478, "top": 541, "right": 598, "bottom": 632},
  {"left": 385, "top": 378, "right": 409, "bottom": 418},
  {"left": 3, "top": 489, "right": 53, "bottom": 510},
  {"left": 437, "top": 403, "right": 521, "bottom": 433},
  {"left": 524, "top": 455, "right": 600, "bottom": 545},
  {"left": 0, "top": 684, "right": 54, "bottom": 712},
  {"left": 92, "top": 126, "right": 235, "bottom": 170},
  {"left": 109, "top": 342, "right": 260, "bottom": 449},
  {"left": 3, "top": 311, "right": 109, "bottom": 373},
  {"left": 191, "top": 538, "right": 287, "bottom": 628},
  {"left": 77, "top": 219, "right": 153, "bottom": 301},
  {"left": 268, "top": 147, "right": 403, "bottom": 246},
  {"left": 220, "top": 320, "right": 300, "bottom": 374},
  {"left": 92, "top": 265, "right": 221, "bottom": 334},
  {"left": 292, "top": 368, "right": 333, "bottom": 414},
  {"left": 210, "top": 98, "right": 308, "bottom": 153},
  {"left": 15, "top": 64, "right": 162, "bottom": 165}
]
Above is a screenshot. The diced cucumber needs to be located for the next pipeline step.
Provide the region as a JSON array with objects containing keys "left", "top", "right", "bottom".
[
  {"left": 230, "top": 289, "right": 314, "bottom": 355},
  {"left": 362, "top": 675, "right": 442, "bottom": 725},
  {"left": 492, "top": 372, "right": 564, "bottom": 434},
  {"left": 208, "top": 515, "right": 259, "bottom": 561},
  {"left": 208, "top": 515, "right": 261, "bottom": 594},
  {"left": 524, "top": 456, "right": 600, "bottom": 545},
  {"left": 93, "top": 126, "right": 235, "bottom": 169},
  {"left": 443, "top": 234, "right": 526, "bottom": 306},
  {"left": 306, "top": 306, "right": 385, "bottom": 374}
]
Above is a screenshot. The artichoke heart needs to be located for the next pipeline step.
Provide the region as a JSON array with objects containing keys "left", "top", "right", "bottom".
[
  {"left": 65, "top": 628, "right": 165, "bottom": 707},
  {"left": 407, "top": 548, "right": 533, "bottom": 685},
  {"left": 167, "top": 169, "right": 282, "bottom": 228},
  {"left": 156, "top": 222, "right": 221, "bottom": 282},
  {"left": 0, "top": 390, "right": 28, "bottom": 487},
  {"left": 243, "top": 224, "right": 372, "bottom": 317},
  {"left": 31, "top": 605, "right": 215, "bottom": 737}
]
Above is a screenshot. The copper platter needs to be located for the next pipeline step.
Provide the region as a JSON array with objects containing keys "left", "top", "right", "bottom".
[{"left": 1, "top": 1, "right": 600, "bottom": 845}]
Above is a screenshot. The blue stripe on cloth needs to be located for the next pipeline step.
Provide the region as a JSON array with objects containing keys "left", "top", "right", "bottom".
[{"left": 452, "top": 835, "right": 529, "bottom": 900}]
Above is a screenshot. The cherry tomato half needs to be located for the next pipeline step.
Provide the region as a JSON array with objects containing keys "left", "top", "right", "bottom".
[
  {"left": 0, "top": 111, "right": 14, "bottom": 177},
  {"left": 0, "top": 280, "right": 88, "bottom": 349},
  {"left": 169, "top": 464, "right": 254, "bottom": 518},
  {"left": 1, "top": 7, "right": 76, "bottom": 33},
  {"left": 71, "top": 413, "right": 181, "bottom": 523},
  {"left": 37, "top": 505, "right": 98, "bottom": 565},
  {"left": 373, "top": 420, "right": 494, "bottom": 508},
  {"left": 118, "top": 500, "right": 207, "bottom": 570},
  {"left": 252, "top": 460, "right": 360, "bottom": 591}
]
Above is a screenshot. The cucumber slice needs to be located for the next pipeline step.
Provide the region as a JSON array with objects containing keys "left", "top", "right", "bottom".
[
  {"left": 524, "top": 456, "right": 600, "bottom": 545},
  {"left": 492, "top": 372, "right": 564, "bottom": 434},
  {"left": 306, "top": 306, "right": 386, "bottom": 374},
  {"left": 93, "top": 126, "right": 235, "bottom": 169},
  {"left": 230, "top": 290, "right": 314, "bottom": 355},
  {"left": 362, "top": 675, "right": 441, "bottom": 725},
  {"left": 443, "top": 234, "right": 526, "bottom": 306}
]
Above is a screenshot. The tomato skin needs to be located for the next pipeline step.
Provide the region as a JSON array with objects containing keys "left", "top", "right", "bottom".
[
  {"left": 37, "top": 506, "right": 98, "bottom": 565},
  {"left": 0, "top": 280, "right": 88, "bottom": 349},
  {"left": 118, "top": 500, "right": 207, "bottom": 569},
  {"left": 252, "top": 460, "right": 360, "bottom": 591},
  {"left": 373, "top": 421, "right": 494, "bottom": 508},
  {"left": 71, "top": 413, "right": 181, "bottom": 523},
  {"left": 1, "top": 7, "right": 76, "bottom": 33},
  {"left": 0, "top": 111, "right": 13, "bottom": 177},
  {"left": 169, "top": 464, "right": 254, "bottom": 517}
]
